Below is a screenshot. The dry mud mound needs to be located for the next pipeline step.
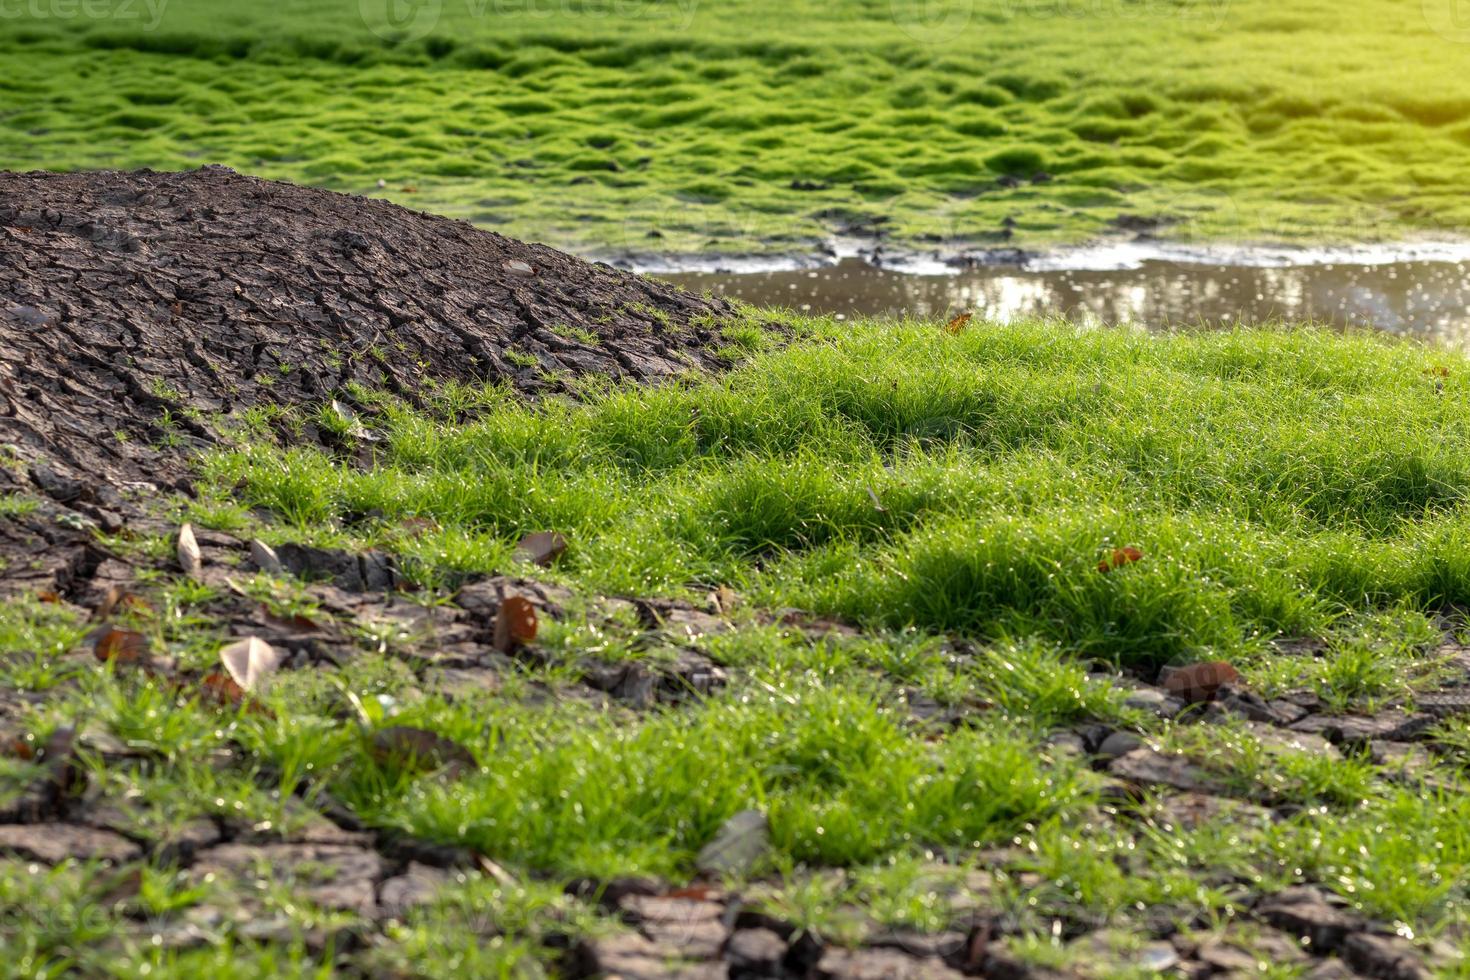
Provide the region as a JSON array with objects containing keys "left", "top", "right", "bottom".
[{"left": 0, "top": 166, "right": 734, "bottom": 493}]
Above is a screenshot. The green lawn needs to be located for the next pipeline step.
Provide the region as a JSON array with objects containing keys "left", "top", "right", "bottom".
[
  {"left": 5, "top": 0, "right": 1470, "bottom": 255},
  {"left": 208, "top": 317, "right": 1470, "bottom": 667},
  {"left": 7, "top": 318, "right": 1470, "bottom": 974}
]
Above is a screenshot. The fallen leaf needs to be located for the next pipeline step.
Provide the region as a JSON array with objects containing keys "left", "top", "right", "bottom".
[
  {"left": 177, "top": 523, "right": 202, "bottom": 580},
  {"left": 944, "top": 312, "right": 973, "bottom": 335},
  {"left": 329, "top": 399, "right": 379, "bottom": 442},
  {"left": 94, "top": 584, "right": 150, "bottom": 620},
  {"left": 503, "top": 259, "right": 535, "bottom": 277},
  {"left": 92, "top": 627, "right": 151, "bottom": 667},
  {"left": 1162, "top": 661, "right": 1240, "bottom": 704},
  {"left": 218, "top": 636, "right": 283, "bottom": 691},
  {"left": 249, "top": 539, "right": 283, "bottom": 574},
  {"left": 696, "top": 809, "right": 770, "bottom": 877},
  {"left": 492, "top": 595, "right": 538, "bottom": 653},
  {"left": 1098, "top": 545, "right": 1144, "bottom": 573},
  {"left": 36, "top": 590, "right": 61, "bottom": 604},
  {"left": 1426, "top": 366, "right": 1451, "bottom": 378},
  {"left": 198, "top": 671, "right": 273, "bottom": 716},
  {"left": 401, "top": 185, "right": 418, "bottom": 193},
  {"left": 258, "top": 603, "right": 320, "bottom": 634},
  {"left": 199, "top": 672, "right": 242, "bottom": 702},
  {"left": 710, "top": 585, "right": 738, "bottom": 616},
  {"left": 475, "top": 853, "right": 519, "bottom": 888},
  {"left": 369, "top": 726, "right": 476, "bottom": 775},
  {"left": 398, "top": 516, "right": 440, "bottom": 539},
  {"left": 513, "top": 530, "right": 567, "bottom": 567},
  {"left": 666, "top": 884, "right": 722, "bottom": 900}
]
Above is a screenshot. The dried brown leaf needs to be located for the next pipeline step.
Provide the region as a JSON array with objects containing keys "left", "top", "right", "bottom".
[
  {"left": 513, "top": 530, "right": 567, "bottom": 567},
  {"left": 369, "top": 726, "right": 476, "bottom": 775},
  {"left": 492, "top": 595, "right": 538, "bottom": 653},
  {"left": 219, "top": 636, "right": 283, "bottom": 691},
  {"left": 92, "top": 627, "right": 151, "bottom": 667},
  {"left": 94, "top": 584, "right": 149, "bottom": 621},
  {"left": 1097, "top": 545, "right": 1143, "bottom": 573},
  {"left": 249, "top": 539, "right": 283, "bottom": 574},
  {"left": 1162, "top": 661, "right": 1240, "bottom": 704},
  {"left": 177, "top": 523, "right": 203, "bottom": 580},
  {"left": 198, "top": 671, "right": 274, "bottom": 716},
  {"left": 258, "top": 603, "right": 321, "bottom": 634},
  {"left": 944, "top": 312, "right": 973, "bottom": 335},
  {"left": 475, "top": 853, "right": 519, "bottom": 887}
]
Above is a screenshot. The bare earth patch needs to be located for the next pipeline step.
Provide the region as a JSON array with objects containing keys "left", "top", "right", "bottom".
[
  {"left": 0, "top": 166, "right": 738, "bottom": 599},
  {"left": 0, "top": 166, "right": 733, "bottom": 494}
]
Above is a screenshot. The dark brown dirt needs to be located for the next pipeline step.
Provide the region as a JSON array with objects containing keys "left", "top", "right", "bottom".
[{"left": 0, "top": 166, "right": 736, "bottom": 496}]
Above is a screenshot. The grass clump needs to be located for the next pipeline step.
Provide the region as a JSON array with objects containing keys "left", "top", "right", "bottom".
[
  {"left": 206, "top": 317, "right": 1470, "bottom": 668},
  {"left": 334, "top": 678, "right": 1092, "bottom": 876}
]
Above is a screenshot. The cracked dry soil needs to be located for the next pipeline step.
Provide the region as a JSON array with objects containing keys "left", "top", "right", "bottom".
[{"left": 0, "top": 165, "right": 733, "bottom": 495}]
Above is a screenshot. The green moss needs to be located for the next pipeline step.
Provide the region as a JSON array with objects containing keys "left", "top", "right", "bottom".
[{"left": 4, "top": 0, "right": 1470, "bottom": 256}]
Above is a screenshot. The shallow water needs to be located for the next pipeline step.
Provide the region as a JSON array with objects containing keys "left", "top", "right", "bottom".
[{"left": 660, "top": 256, "right": 1470, "bottom": 345}]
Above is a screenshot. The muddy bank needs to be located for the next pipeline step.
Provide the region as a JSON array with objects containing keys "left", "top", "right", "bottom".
[{"left": 0, "top": 167, "right": 736, "bottom": 496}]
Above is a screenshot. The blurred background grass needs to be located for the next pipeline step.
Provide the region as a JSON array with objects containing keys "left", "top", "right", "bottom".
[{"left": 4, "top": 0, "right": 1470, "bottom": 256}]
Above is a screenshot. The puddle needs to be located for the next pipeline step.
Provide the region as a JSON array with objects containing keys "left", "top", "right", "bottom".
[{"left": 658, "top": 255, "right": 1470, "bottom": 345}]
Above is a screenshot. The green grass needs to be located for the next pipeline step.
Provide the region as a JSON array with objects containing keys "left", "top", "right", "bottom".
[
  {"left": 4, "top": 0, "right": 1470, "bottom": 255},
  {"left": 11, "top": 318, "right": 1470, "bottom": 970},
  {"left": 207, "top": 317, "right": 1470, "bottom": 668}
]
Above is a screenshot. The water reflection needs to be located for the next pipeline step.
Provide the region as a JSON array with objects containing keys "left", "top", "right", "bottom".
[{"left": 661, "top": 258, "right": 1470, "bottom": 345}]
